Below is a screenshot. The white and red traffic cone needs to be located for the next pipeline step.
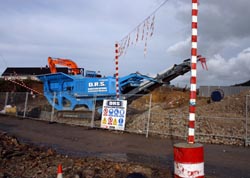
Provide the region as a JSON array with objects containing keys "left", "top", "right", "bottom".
[{"left": 57, "top": 164, "right": 63, "bottom": 178}]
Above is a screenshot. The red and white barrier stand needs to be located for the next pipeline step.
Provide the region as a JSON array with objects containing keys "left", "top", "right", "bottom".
[
  {"left": 173, "top": 0, "right": 204, "bottom": 177},
  {"left": 57, "top": 164, "right": 63, "bottom": 178},
  {"left": 174, "top": 143, "right": 204, "bottom": 178}
]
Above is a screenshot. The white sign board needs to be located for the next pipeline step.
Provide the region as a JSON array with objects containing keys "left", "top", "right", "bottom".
[{"left": 101, "top": 99, "right": 127, "bottom": 131}]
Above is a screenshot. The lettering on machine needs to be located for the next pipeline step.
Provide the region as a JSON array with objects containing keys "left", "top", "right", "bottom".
[{"left": 88, "top": 81, "right": 105, "bottom": 87}]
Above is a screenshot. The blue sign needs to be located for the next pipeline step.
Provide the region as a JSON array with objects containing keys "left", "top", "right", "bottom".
[
  {"left": 119, "top": 109, "right": 125, "bottom": 117},
  {"left": 114, "top": 109, "right": 119, "bottom": 117},
  {"left": 118, "top": 118, "right": 124, "bottom": 126},
  {"left": 109, "top": 108, "right": 114, "bottom": 116}
]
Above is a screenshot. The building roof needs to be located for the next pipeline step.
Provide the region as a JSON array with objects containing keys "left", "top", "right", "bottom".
[{"left": 1, "top": 67, "right": 69, "bottom": 76}]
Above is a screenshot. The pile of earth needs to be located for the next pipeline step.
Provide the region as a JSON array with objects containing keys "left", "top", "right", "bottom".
[
  {"left": 0, "top": 131, "right": 170, "bottom": 178},
  {"left": 127, "top": 86, "right": 249, "bottom": 145},
  {"left": 141, "top": 86, "right": 249, "bottom": 117}
]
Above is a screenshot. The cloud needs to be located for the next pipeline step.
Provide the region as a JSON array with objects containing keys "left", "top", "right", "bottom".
[
  {"left": 162, "top": 0, "right": 250, "bottom": 87},
  {"left": 171, "top": 47, "right": 250, "bottom": 87},
  {"left": 166, "top": 38, "right": 190, "bottom": 58},
  {"left": 169, "top": 0, "right": 250, "bottom": 56},
  {"left": 199, "top": 47, "right": 250, "bottom": 86},
  {"left": 0, "top": 0, "right": 249, "bottom": 88}
]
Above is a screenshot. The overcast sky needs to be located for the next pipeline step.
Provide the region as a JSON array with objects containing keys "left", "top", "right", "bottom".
[{"left": 0, "top": 0, "right": 250, "bottom": 87}]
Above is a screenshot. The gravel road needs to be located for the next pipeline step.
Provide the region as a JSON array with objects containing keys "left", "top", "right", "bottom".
[{"left": 0, "top": 114, "right": 250, "bottom": 178}]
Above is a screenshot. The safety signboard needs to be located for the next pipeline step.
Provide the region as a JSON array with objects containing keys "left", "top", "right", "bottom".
[{"left": 101, "top": 99, "right": 127, "bottom": 131}]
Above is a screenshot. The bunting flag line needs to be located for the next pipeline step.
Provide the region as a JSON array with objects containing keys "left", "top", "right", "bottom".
[
  {"left": 150, "top": 15, "right": 155, "bottom": 37},
  {"left": 118, "top": 0, "right": 169, "bottom": 57},
  {"left": 119, "top": 14, "right": 156, "bottom": 58}
]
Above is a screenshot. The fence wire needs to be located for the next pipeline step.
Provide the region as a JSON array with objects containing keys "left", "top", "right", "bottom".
[{"left": 0, "top": 92, "right": 249, "bottom": 146}]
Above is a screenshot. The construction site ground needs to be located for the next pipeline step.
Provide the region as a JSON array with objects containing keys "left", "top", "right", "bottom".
[{"left": 0, "top": 114, "right": 250, "bottom": 178}]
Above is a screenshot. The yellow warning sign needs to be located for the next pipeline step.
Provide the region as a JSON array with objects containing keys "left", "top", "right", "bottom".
[
  {"left": 113, "top": 118, "right": 117, "bottom": 126},
  {"left": 102, "top": 117, "right": 107, "bottom": 125}
]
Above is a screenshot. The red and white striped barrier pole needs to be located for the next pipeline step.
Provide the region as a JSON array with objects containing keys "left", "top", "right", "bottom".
[
  {"left": 115, "top": 43, "right": 120, "bottom": 99},
  {"left": 174, "top": 1, "right": 204, "bottom": 177},
  {"left": 188, "top": 0, "right": 198, "bottom": 144}
]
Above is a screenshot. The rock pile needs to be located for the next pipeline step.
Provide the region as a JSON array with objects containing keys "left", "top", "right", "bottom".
[
  {"left": 127, "top": 87, "right": 250, "bottom": 146},
  {"left": 0, "top": 131, "right": 170, "bottom": 178}
]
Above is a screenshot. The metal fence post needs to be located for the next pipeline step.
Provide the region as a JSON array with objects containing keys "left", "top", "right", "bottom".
[
  {"left": 146, "top": 94, "right": 152, "bottom": 138},
  {"left": 91, "top": 96, "right": 96, "bottom": 128},
  {"left": 4, "top": 92, "right": 9, "bottom": 107},
  {"left": 50, "top": 92, "right": 56, "bottom": 123},
  {"left": 196, "top": 116, "right": 200, "bottom": 142},
  {"left": 23, "top": 92, "right": 29, "bottom": 118}
]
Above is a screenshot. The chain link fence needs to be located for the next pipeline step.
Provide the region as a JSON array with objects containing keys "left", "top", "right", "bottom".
[
  {"left": 0, "top": 92, "right": 249, "bottom": 146},
  {"left": 0, "top": 92, "right": 52, "bottom": 119}
]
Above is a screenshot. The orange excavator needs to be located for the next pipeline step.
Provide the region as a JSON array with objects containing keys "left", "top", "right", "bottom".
[{"left": 48, "top": 56, "right": 82, "bottom": 75}]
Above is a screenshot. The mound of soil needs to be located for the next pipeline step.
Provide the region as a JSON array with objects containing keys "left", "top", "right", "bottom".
[{"left": 0, "top": 131, "right": 170, "bottom": 178}]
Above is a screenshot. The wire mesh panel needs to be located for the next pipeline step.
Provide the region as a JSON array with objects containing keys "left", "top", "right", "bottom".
[
  {"left": 195, "top": 91, "right": 248, "bottom": 145},
  {"left": 148, "top": 112, "right": 188, "bottom": 139},
  {"left": 196, "top": 116, "right": 245, "bottom": 145},
  {"left": 25, "top": 93, "right": 52, "bottom": 120},
  {"left": 2, "top": 92, "right": 27, "bottom": 117},
  {"left": 0, "top": 92, "right": 8, "bottom": 113},
  {"left": 123, "top": 94, "right": 151, "bottom": 135}
]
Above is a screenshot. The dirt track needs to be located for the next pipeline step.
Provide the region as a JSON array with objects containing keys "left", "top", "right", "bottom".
[{"left": 0, "top": 114, "right": 250, "bottom": 178}]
